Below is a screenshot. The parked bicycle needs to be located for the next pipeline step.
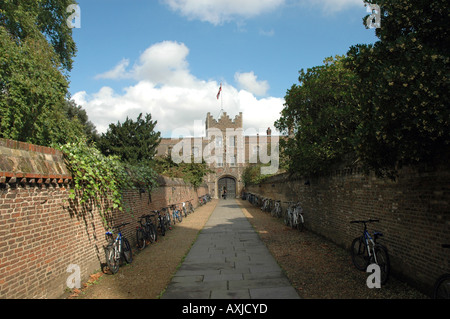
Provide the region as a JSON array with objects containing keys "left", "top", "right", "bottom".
[
  {"left": 187, "top": 199, "right": 194, "bottom": 214},
  {"left": 433, "top": 244, "right": 450, "bottom": 299},
  {"left": 136, "top": 214, "right": 157, "bottom": 250},
  {"left": 161, "top": 207, "right": 172, "bottom": 231},
  {"left": 284, "top": 201, "right": 304, "bottom": 231},
  {"left": 170, "top": 204, "right": 183, "bottom": 224},
  {"left": 350, "top": 219, "right": 390, "bottom": 284},
  {"left": 271, "top": 200, "right": 282, "bottom": 218},
  {"left": 155, "top": 210, "right": 167, "bottom": 236},
  {"left": 248, "top": 193, "right": 259, "bottom": 206},
  {"left": 261, "top": 198, "right": 272, "bottom": 212},
  {"left": 182, "top": 202, "right": 190, "bottom": 218},
  {"left": 105, "top": 223, "right": 133, "bottom": 274}
]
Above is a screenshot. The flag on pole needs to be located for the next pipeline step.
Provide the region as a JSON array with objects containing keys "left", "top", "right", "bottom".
[{"left": 216, "top": 83, "right": 222, "bottom": 100}]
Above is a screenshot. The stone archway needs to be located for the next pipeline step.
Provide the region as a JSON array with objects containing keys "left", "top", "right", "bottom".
[{"left": 217, "top": 176, "right": 237, "bottom": 199}]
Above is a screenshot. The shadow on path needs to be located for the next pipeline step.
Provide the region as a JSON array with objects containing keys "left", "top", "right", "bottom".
[{"left": 161, "top": 199, "right": 301, "bottom": 299}]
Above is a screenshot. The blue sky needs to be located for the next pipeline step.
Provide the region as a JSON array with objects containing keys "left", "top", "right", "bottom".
[{"left": 69, "top": 0, "right": 378, "bottom": 137}]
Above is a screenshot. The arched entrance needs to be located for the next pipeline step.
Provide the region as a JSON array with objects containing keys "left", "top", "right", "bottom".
[{"left": 217, "top": 176, "right": 237, "bottom": 199}]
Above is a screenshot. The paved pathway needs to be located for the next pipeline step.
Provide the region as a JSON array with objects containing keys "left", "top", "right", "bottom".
[{"left": 161, "top": 199, "right": 300, "bottom": 299}]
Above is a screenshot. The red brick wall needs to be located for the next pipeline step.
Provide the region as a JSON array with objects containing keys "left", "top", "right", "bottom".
[
  {"left": 0, "top": 139, "right": 208, "bottom": 298},
  {"left": 246, "top": 166, "right": 450, "bottom": 296}
]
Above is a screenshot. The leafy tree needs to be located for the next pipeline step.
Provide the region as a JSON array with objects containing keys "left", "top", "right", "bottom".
[
  {"left": 153, "top": 155, "right": 212, "bottom": 189},
  {"left": 275, "top": 56, "right": 358, "bottom": 176},
  {"left": 64, "top": 99, "right": 99, "bottom": 143},
  {"left": 242, "top": 163, "right": 275, "bottom": 187},
  {"left": 276, "top": 1, "right": 449, "bottom": 179},
  {"left": 0, "top": 0, "right": 78, "bottom": 72},
  {"left": 0, "top": 26, "right": 84, "bottom": 146},
  {"left": 0, "top": 0, "right": 84, "bottom": 146},
  {"left": 98, "top": 113, "right": 161, "bottom": 165},
  {"left": 345, "top": 0, "right": 450, "bottom": 177}
]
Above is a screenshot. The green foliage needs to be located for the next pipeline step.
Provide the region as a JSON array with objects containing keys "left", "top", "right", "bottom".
[
  {"left": 346, "top": 0, "right": 450, "bottom": 177},
  {"left": 0, "top": 0, "right": 83, "bottom": 146},
  {"left": 58, "top": 139, "right": 159, "bottom": 220},
  {"left": 0, "top": 0, "right": 78, "bottom": 72},
  {"left": 98, "top": 113, "right": 161, "bottom": 165},
  {"left": 275, "top": 56, "right": 358, "bottom": 176},
  {"left": 64, "top": 99, "right": 99, "bottom": 143},
  {"left": 0, "top": 26, "right": 84, "bottom": 146},
  {"left": 153, "top": 155, "right": 212, "bottom": 189},
  {"left": 58, "top": 139, "right": 125, "bottom": 210},
  {"left": 276, "top": 0, "right": 449, "bottom": 179},
  {"left": 242, "top": 163, "right": 274, "bottom": 187}
]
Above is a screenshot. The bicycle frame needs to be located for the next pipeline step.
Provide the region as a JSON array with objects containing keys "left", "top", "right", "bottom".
[
  {"left": 171, "top": 204, "right": 182, "bottom": 222},
  {"left": 362, "top": 228, "right": 375, "bottom": 260},
  {"left": 294, "top": 205, "right": 304, "bottom": 224},
  {"left": 106, "top": 229, "right": 123, "bottom": 258},
  {"left": 357, "top": 221, "right": 381, "bottom": 264}
]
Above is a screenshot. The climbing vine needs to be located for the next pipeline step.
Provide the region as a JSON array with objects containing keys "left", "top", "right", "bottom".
[{"left": 57, "top": 138, "right": 158, "bottom": 218}]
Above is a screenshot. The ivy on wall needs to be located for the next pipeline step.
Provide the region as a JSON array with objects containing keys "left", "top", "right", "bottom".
[{"left": 57, "top": 138, "right": 159, "bottom": 220}]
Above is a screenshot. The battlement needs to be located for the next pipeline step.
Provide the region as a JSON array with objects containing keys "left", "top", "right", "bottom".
[{"left": 206, "top": 112, "right": 243, "bottom": 131}]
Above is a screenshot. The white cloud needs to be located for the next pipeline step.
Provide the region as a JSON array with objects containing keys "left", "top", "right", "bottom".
[
  {"left": 234, "top": 71, "right": 270, "bottom": 97},
  {"left": 94, "top": 58, "right": 130, "bottom": 80},
  {"left": 162, "top": 0, "right": 366, "bottom": 25},
  {"left": 75, "top": 41, "right": 284, "bottom": 137},
  {"left": 131, "top": 41, "right": 195, "bottom": 86},
  {"left": 162, "top": 0, "right": 285, "bottom": 25}
]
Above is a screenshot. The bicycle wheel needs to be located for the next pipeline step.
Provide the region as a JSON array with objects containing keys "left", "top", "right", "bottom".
[
  {"left": 159, "top": 220, "right": 166, "bottom": 236},
  {"left": 351, "top": 237, "right": 369, "bottom": 271},
  {"left": 284, "top": 208, "right": 291, "bottom": 226},
  {"left": 172, "top": 213, "right": 176, "bottom": 225},
  {"left": 105, "top": 243, "right": 120, "bottom": 274},
  {"left": 149, "top": 224, "right": 157, "bottom": 242},
  {"left": 177, "top": 212, "right": 183, "bottom": 223},
  {"left": 374, "top": 244, "right": 390, "bottom": 284},
  {"left": 122, "top": 237, "right": 133, "bottom": 264},
  {"left": 136, "top": 228, "right": 146, "bottom": 250},
  {"left": 166, "top": 214, "right": 172, "bottom": 229},
  {"left": 433, "top": 274, "right": 450, "bottom": 299}
]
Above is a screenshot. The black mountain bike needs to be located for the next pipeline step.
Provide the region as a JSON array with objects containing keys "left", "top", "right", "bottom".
[
  {"left": 156, "top": 210, "right": 166, "bottom": 236},
  {"left": 161, "top": 207, "right": 172, "bottom": 231},
  {"left": 350, "top": 219, "right": 390, "bottom": 285},
  {"left": 136, "top": 214, "right": 157, "bottom": 250}
]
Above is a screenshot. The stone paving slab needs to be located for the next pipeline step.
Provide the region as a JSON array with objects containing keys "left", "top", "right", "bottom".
[{"left": 161, "top": 199, "right": 301, "bottom": 299}]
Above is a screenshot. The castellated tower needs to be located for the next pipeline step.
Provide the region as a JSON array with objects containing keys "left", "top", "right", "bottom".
[
  {"left": 155, "top": 111, "right": 276, "bottom": 200},
  {"left": 206, "top": 111, "right": 243, "bottom": 133},
  {"left": 204, "top": 112, "right": 244, "bottom": 199}
]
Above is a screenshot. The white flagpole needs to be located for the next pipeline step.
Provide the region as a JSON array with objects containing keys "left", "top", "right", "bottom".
[{"left": 218, "top": 83, "right": 224, "bottom": 118}]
